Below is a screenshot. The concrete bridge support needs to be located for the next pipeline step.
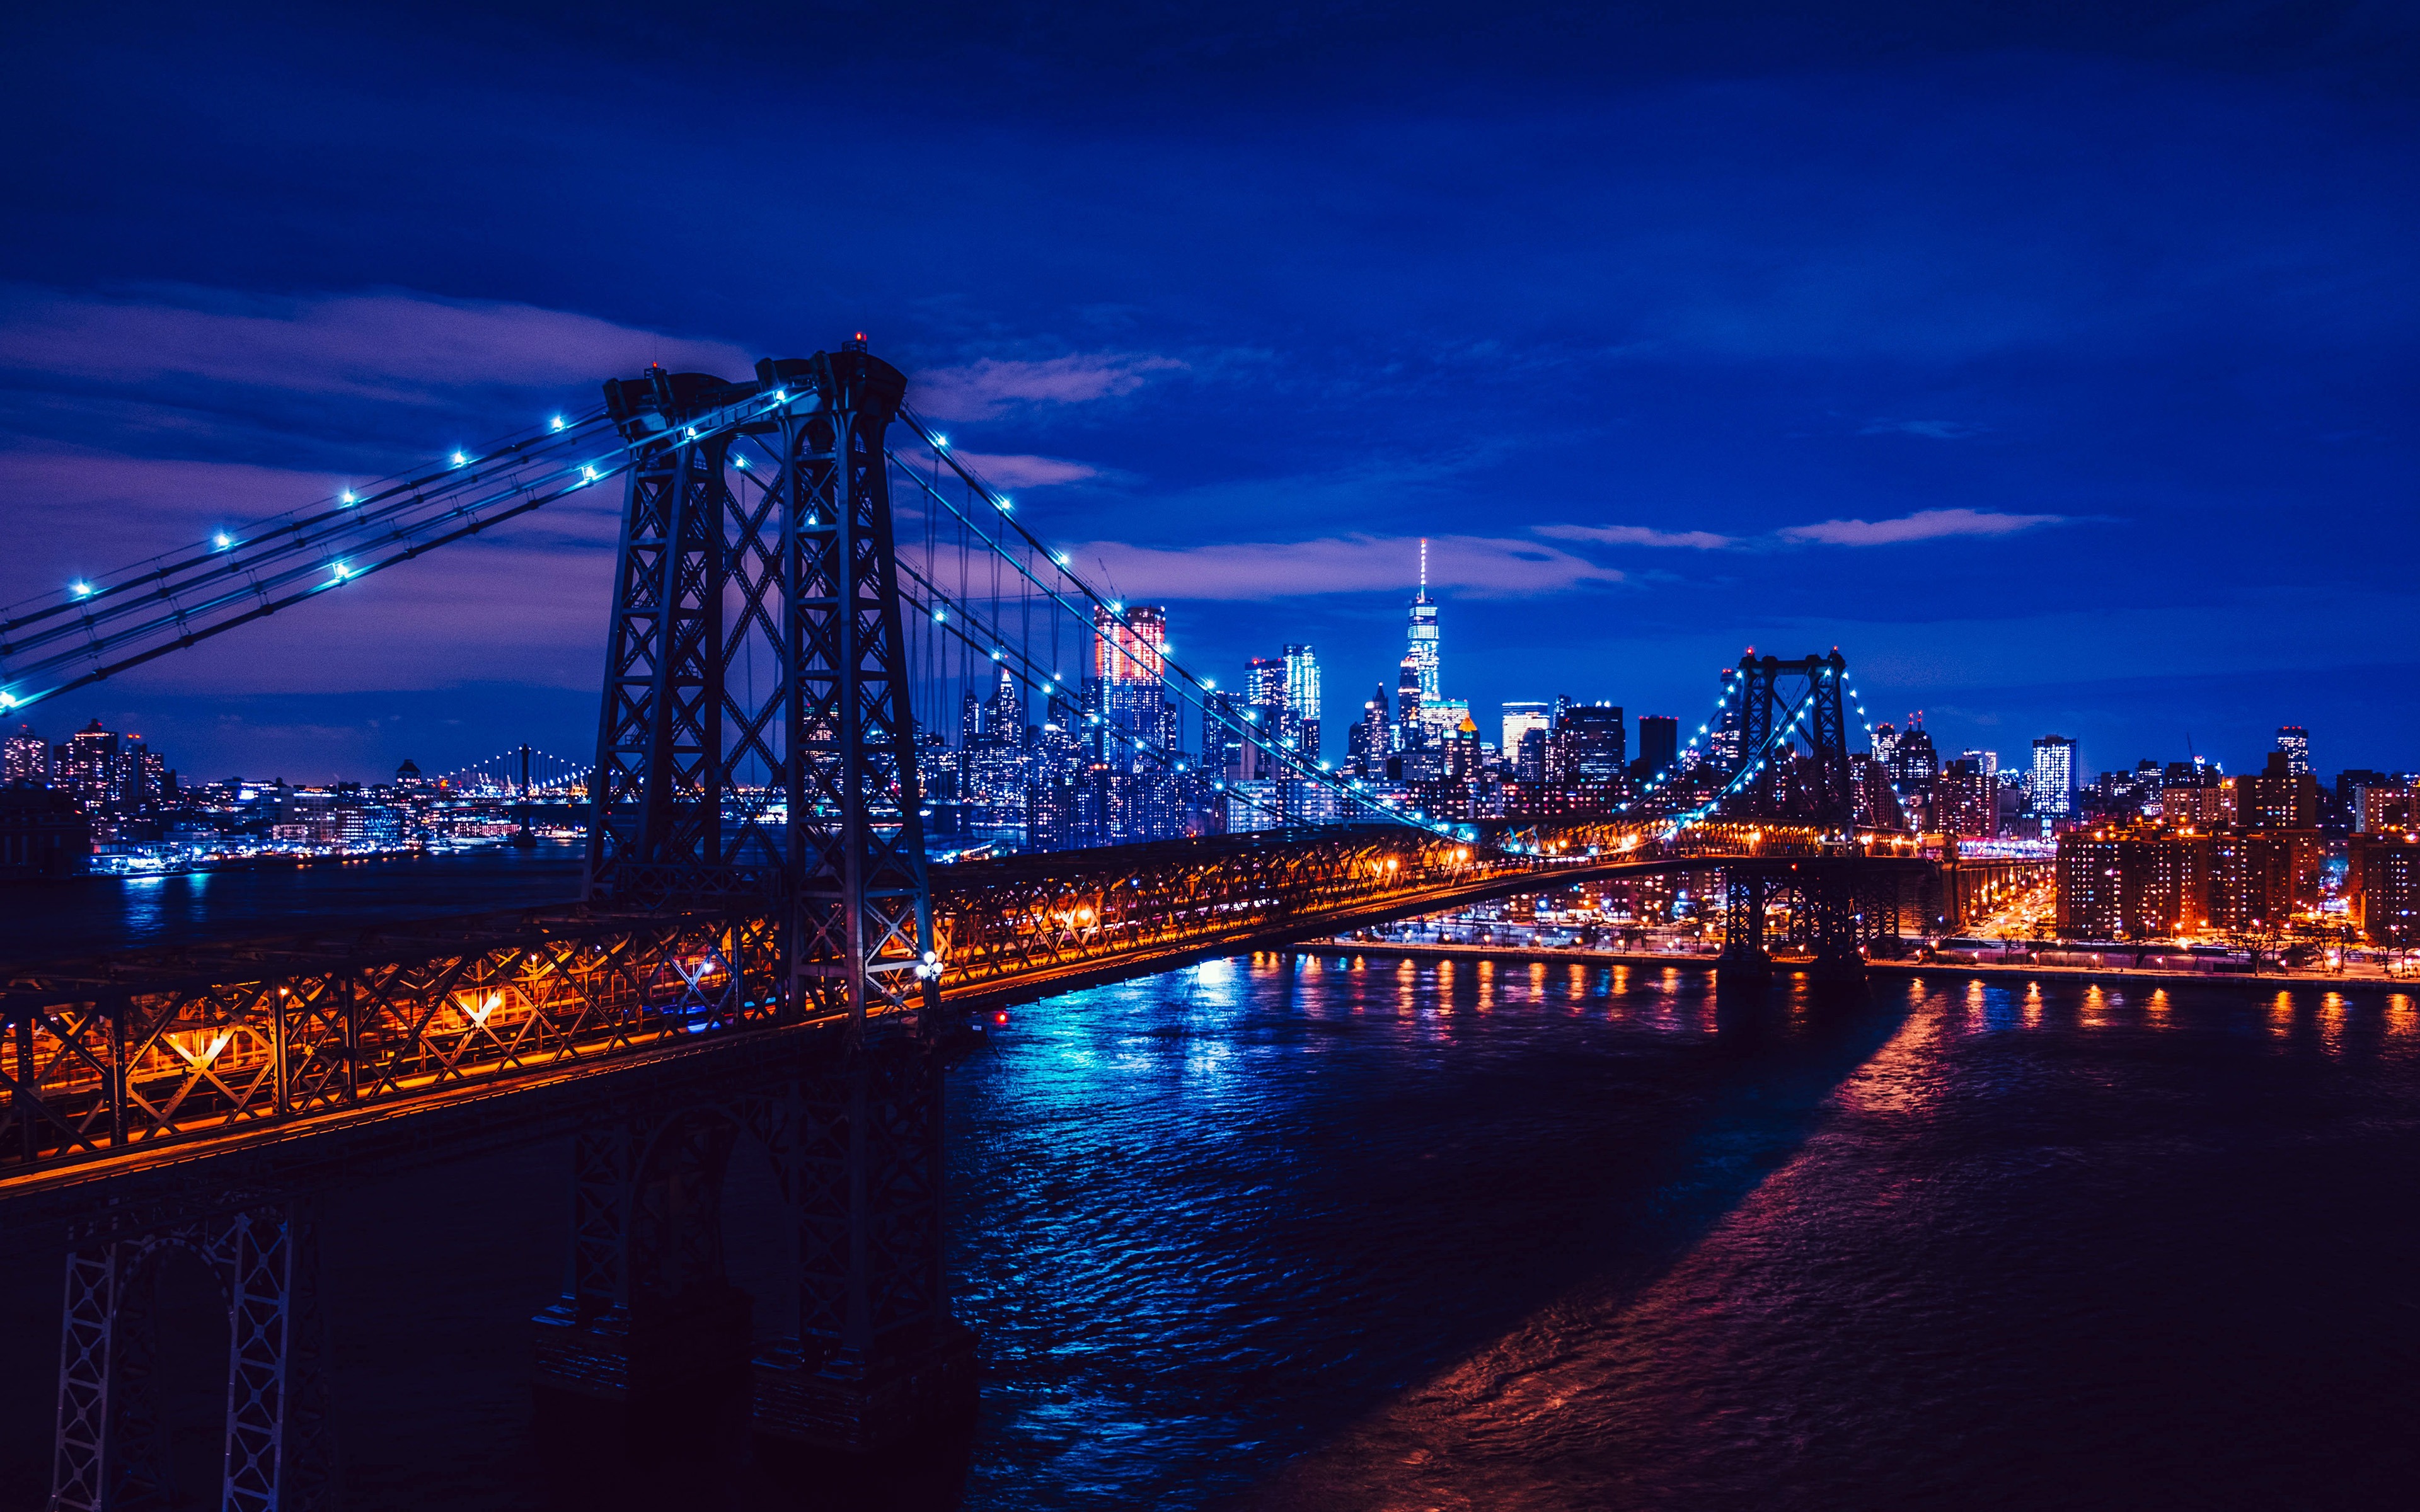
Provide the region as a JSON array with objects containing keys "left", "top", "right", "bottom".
[
  {"left": 49, "top": 1199, "right": 334, "bottom": 1512},
  {"left": 529, "top": 1033, "right": 975, "bottom": 1452}
]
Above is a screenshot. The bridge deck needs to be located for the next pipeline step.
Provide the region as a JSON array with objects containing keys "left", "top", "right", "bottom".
[{"left": 0, "top": 832, "right": 1957, "bottom": 1229}]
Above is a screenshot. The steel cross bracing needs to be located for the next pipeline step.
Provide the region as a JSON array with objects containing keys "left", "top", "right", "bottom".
[
  {"left": 582, "top": 349, "right": 938, "bottom": 1034},
  {"left": 1731, "top": 651, "right": 1858, "bottom": 830},
  {"left": 1, "top": 906, "right": 780, "bottom": 1176},
  {"left": 49, "top": 1199, "right": 333, "bottom": 1512}
]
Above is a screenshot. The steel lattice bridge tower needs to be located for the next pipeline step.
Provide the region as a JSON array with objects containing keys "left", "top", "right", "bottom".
[{"left": 0, "top": 341, "right": 2044, "bottom": 1509}]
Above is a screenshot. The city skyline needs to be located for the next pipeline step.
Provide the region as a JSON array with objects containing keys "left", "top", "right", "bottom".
[
  {"left": 3, "top": 4, "right": 2415, "bottom": 780},
  {"left": 9, "top": 12, "right": 2420, "bottom": 1510}
]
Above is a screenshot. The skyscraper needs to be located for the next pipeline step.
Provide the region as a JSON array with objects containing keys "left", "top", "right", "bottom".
[
  {"left": 1937, "top": 759, "right": 1998, "bottom": 838},
  {"left": 1501, "top": 702, "right": 1552, "bottom": 763},
  {"left": 2031, "top": 735, "right": 2078, "bottom": 818},
  {"left": 1709, "top": 670, "right": 1741, "bottom": 772},
  {"left": 1095, "top": 603, "right": 1167, "bottom": 684},
  {"left": 2275, "top": 725, "right": 2311, "bottom": 777},
  {"left": 1888, "top": 717, "right": 1939, "bottom": 808},
  {"left": 2, "top": 723, "right": 45, "bottom": 786},
  {"left": 62, "top": 719, "right": 119, "bottom": 813},
  {"left": 1552, "top": 704, "right": 1625, "bottom": 784},
  {"left": 1245, "top": 656, "right": 1288, "bottom": 709},
  {"left": 1283, "top": 644, "right": 1322, "bottom": 760},
  {"left": 1396, "top": 655, "right": 1423, "bottom": 729},
  {"left": 1093, "top": 603, "right": 1177, "bottom": 769},
  {"left": 1635, "top": 715, "right": 1678, "bottom": 779},
  {"left": 1404, "top": 538, "right": 1439, "bottom": 706},
  {"left": 1349, "top": 685, "right": 1390, "bottom": 777},
  {"left": 1284, "top": 645, "right": 1320, "bottom": 719},
  {"left": 1516, "top": 727, "right": 1548, "bottom": 783}
]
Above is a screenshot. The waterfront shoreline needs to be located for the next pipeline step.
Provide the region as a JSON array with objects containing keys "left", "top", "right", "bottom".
[{"left": 1301, "top": 937, "right": 2420, "bottom": 995}]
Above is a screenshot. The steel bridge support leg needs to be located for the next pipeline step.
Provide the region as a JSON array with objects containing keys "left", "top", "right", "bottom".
[
  {"left": 1717, "top": 869, "right": 1772, "bottom": 993},
  {"left": 49, "top": 1201, "right": 333, "bottom": 1512},
  {"left": 220, "top": 1204, "right": 333, "bottom": 1512},
  {"left": 1807, "top": 870, "right": 1867, "bottom": 989},
  {"left": 755, "top": 1036, "right": 974, "bottom": 1452},
  {"left": 531, "top": 1123, "right": 637, "bottom": 1399},
  {"left": 50, "top": 1249, "right": 127, "bottom": 1512},
  {"left": 532, "top": 1108, "right": 756, "bottom": 1422}
]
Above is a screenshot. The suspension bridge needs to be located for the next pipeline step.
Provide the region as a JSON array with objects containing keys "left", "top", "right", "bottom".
[{"left": 0, "top": 340, "right": 2042, "bottom": 1509}]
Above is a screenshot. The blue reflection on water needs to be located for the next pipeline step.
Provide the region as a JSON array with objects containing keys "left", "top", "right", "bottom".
[{"left": 948, "top": 958, "right": 2420, "bottom": 1511}]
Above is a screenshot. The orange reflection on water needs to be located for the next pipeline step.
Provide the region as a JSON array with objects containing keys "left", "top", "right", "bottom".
[
  {"left": 2388, "top": 994, "right": 2416, "bottom": 1038},
  {"left": 2024, "top": 981, "right": 2043, "bottom": 1030},
  {"left": 2269, "top": 990, "right": 2295, "bottom": 1038},
  {"left": 1831, "top": 993, "right": 1948, "bottom": 1120},
  {"left": 2147, "top": 987, "right": 2171, "bottom": 1028}
]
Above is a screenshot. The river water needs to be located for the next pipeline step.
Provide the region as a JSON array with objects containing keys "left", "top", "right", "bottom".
[{"left": 3, "top": 860, "right": 2417, "bottom": 1509}]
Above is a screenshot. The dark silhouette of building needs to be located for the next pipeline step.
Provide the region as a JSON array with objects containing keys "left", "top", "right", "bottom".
[
  {"left": 1516, "top": 725, "right": 1548, "bottom": 784},
  {"left": 0, "top": 788, "right": 91, "bottom": 878},
  {"left": 1887, "top": 717, "right": 1939, "bottom": 812},
  {"left": 1632, "top": 714, "right": 1678, "bottom": 781},
  {"left": 1347, "top": 684, "right": 1390, "bottom": 777}
]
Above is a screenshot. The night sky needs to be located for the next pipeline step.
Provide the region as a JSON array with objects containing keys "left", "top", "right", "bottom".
[{"left": 3, "top": 2, "right": 2414, "bottom": 784}]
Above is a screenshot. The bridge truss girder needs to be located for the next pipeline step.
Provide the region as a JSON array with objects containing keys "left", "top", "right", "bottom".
[{"left": 1, "top": 840, "right": 1947, "bottom": 1188}]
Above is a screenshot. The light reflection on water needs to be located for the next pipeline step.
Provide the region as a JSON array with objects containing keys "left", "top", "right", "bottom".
[{"left": 955, "top": 955, "right": 2420, "bottom": 1512}]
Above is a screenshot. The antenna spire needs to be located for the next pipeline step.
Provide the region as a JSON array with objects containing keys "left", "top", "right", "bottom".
[{"left": 1419, "top": 537, "right": 1428, "bottom": 598}]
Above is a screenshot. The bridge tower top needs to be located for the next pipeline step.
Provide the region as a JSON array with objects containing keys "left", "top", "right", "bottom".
[
  {"left": 1730, "top": 648, "right": 1857, "bottom": 833},
  {"left": 585, "top": 341, "right": 932, "bottom": 1040}
]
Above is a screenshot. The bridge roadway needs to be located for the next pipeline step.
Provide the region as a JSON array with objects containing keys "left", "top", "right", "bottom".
[{"left": 0, "top": 827, "right": 1950, "bottom": 1239}]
